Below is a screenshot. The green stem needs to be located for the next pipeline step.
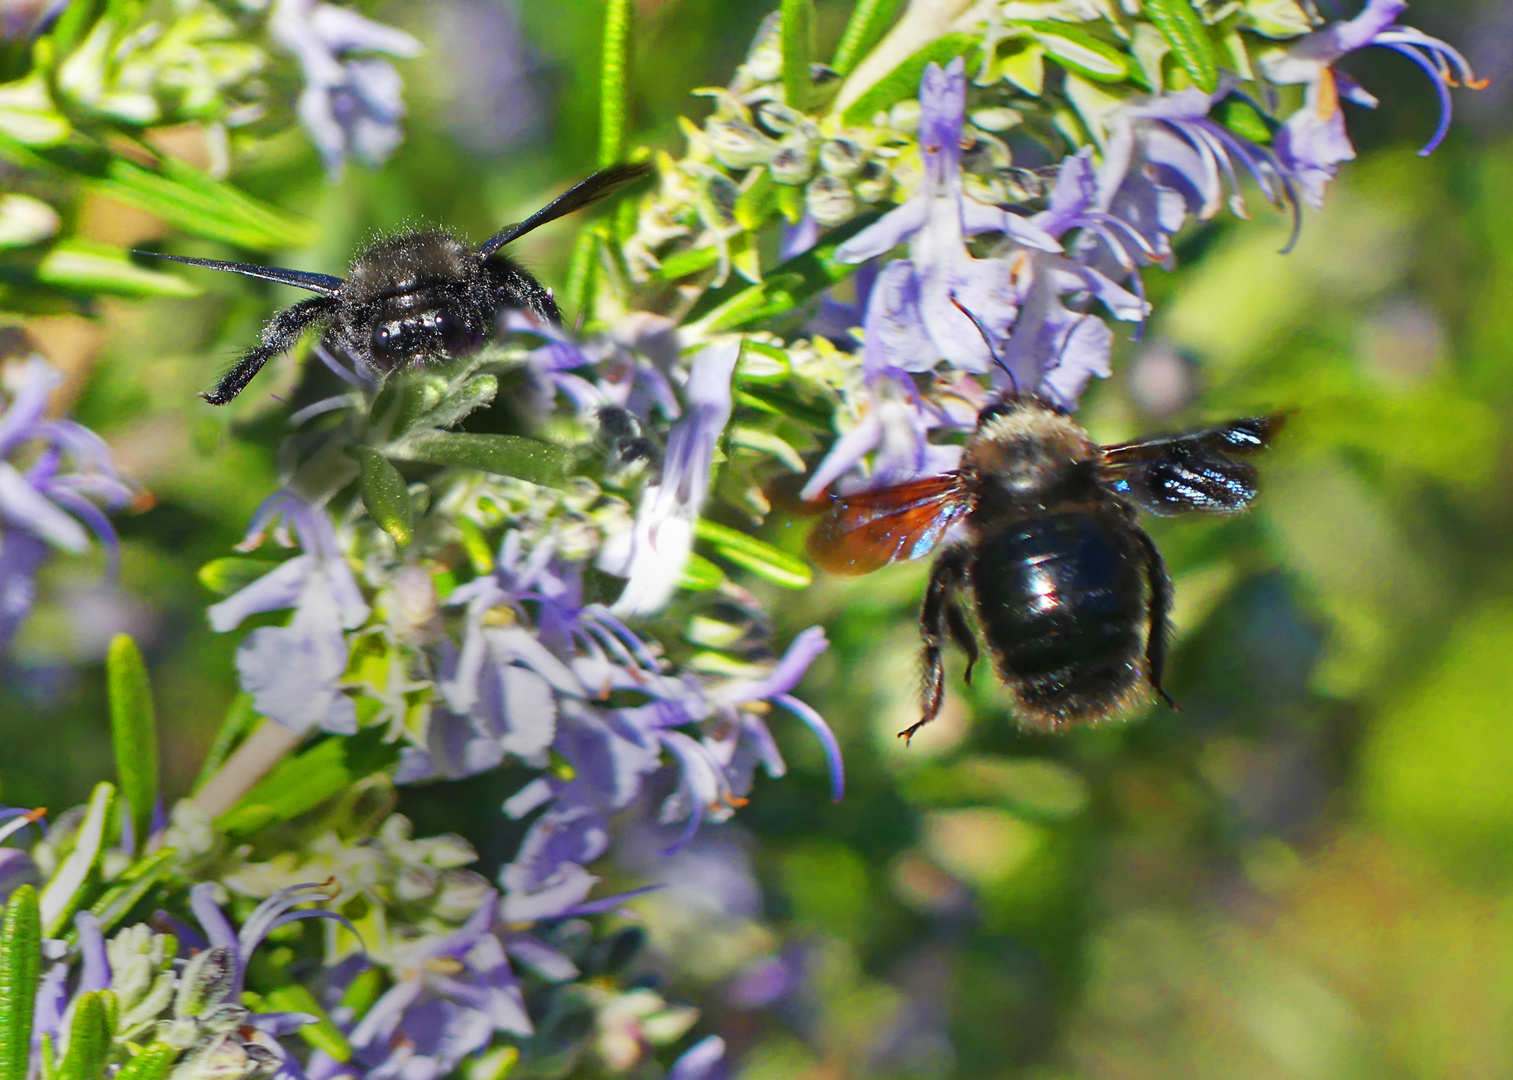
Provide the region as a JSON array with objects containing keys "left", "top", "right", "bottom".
[{"left": 598, "top": 0, "right": 634, "bottom": 168}]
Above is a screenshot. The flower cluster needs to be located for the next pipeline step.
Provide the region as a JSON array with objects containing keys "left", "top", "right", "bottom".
[
  {"left": 0, "top": 356, "right": 132, "bottom": 652},
  {"left": 0, "top": 2, "right": 1481, "bottom": 1079}
]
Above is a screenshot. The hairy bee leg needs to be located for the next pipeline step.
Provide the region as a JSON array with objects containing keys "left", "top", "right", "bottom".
[
  {"left": 203, "top": 295, "right": 338, "bottom": 405},
  {"left": 1136, "top": 528, "right": 1177, "bottom": 710},
  {"left": 945, "top": 597, "right": 978, "bottom": 685},
  {"left": 903, "top": 546, "right": 972, "bottom": 744}
]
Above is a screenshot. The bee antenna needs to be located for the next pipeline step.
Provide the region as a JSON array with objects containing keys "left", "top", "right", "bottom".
[
  {"left": 134, "top": 252, "right": 346, "bottom": 296},
  {"left": 479, "top": 161, "right": 652, "bottom": 256},
  {"left": 949, "top": 294, "right": 1018, "bottom": 396}
]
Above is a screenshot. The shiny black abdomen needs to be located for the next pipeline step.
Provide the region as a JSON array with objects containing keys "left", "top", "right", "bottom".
[{"left": 970, "top": 509, "right": 1147, "bottom": 720}]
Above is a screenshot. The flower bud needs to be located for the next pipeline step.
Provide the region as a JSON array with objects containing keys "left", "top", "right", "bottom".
[
  {"left": 853, "top": 159, "right": 893, "bottom": 204},
  {"left": 175, "top": 947, "right": 235, "bottom": 1018},
  {"left": 818, "top": 138, "right": 866, "bottom": 180},
  {"left": 889, "top": 99, "right": 921, "bottom": 133},
  {"left": 706, "top": 117, "right": 780, "bottom": 171},
  {"left": 770, "top": 144, "right": 815, "bottom": 186},
  {"left": 805, "top": 176, "right": 856, "bottom": 227}
]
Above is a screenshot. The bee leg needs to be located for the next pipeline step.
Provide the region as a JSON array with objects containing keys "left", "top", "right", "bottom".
[
  {"left": 945, "top": 597, "right": 978, "bottom": 685},
  {"left": 1137, "top": 529, "right": 1177, "bottom": 710},
  {"left": 203, "top": 295, "right": 338, "bottom": 405},
  {"left": 903, "top": 547, "right": 972, "bottom": 744}
]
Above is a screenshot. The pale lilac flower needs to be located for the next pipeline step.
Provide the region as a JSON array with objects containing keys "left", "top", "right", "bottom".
[
  {"left": 208, "top": 492, "right": 370, "bottom": 735},
  {"left": 346, "top": 890, "right": 531, "bottom": 1080},
  {"left": 799, "top": 374, "right": 980, "bottom": 500},
  {"left": 33, "top": 884, "right": 338, "bottom": 1074},
  {"left": 670, "top": 1035, "right": 727, "bottom": 1080},
  {"left": 269, "top": 0, "right": 422, "bottom": 178},
  {"left": 999, "top": 151, "right": 1149, "bottom": 407},
  {"left": 0, "top": 808, "right": 41, "bottom": 901},
  {"left": 1263, "top": 0, "right": 1482, "bottom": 206},
  {"left": 505, "top": 309, "right": 683, "bottom": 422},
  {"left": 0, "top": 357, "right": 132, "bottom": 651},
  {"left": 603, "top": 339, "right": 742, "bottom": 617},
  {"left": 834, "top": 57, "right": 1060, "bottom": 376},
  {"left": 1096, "top": 86, "right": 1295, "bottom": 262}
]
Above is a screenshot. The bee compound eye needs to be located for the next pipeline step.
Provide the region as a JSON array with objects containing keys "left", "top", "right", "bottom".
[{"left": 431, "top": 308, "right": 474, "bottom": 353}]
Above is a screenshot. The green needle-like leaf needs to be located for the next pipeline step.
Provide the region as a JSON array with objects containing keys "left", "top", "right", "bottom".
[
  {"left": 351, "top": 446, "right": 415, "bottom": 547},
  {"left": 841, "top": 32, "right": 977, "bottom": 125},
  {"left": 688, "top": 209, "right": 884, "bottom": 333},
  {"left": 86, "top": 847, "right": 178, "bottom": 936},
  {"left": 695, "top": 519, "right": 813, "bottom": 589},
  {"left": 388, "top": 432, "right": 573, "bottom": 487},
  {"left": 831, "top": 0, "right": 905, "bottom": 76},
  {"left": 38, "top": 241, "right": 201, "bottom": 298},
  {"left": 39, "top": 782, "right": 115, "bottom": 938},
  {"left": 599, "top": 0, "right": 634, "bottom": 167},
  {"left": 1145, "top": 0, "right": 1219, "bottom": 93},
  {"left": 57, "top": 992, "right": 109, "bottom": 1080},
  {"left": 0, "top": 884, "right": 41, "bottom": 1080},
  {"left": 781, "top": 0, "right": 817, "bottom": 111},
  {"left": 107, "top": 634, "right": 158, "bottom": 849}
]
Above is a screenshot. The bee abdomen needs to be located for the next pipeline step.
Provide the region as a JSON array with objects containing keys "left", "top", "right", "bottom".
[{"left": 970, "top": 512, "right": 1149, "bottom": 727}]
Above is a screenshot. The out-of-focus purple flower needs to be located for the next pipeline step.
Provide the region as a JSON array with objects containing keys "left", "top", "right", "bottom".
[
  {"left": 670, "top": 1035, "right": 728, "bottom": 1080},
  {"left": 834, "top": 58, "right": 1060, "bottom": 376},
  {"left": 1262, "top": 0, "right": 1483, "bottom": 206},
  {"left": 208, "top": 492, "right": 369, "bottom": 735},
  {"left": 0, "top": 0, "right": 65, "bottom": 41},
  {"left": 269, "top": 0, "right": 422, "bottom": 178},
  {"left": 506, "top": 310, "right": 683, "bottom": 422},
  {"left": 0, "top": 808, "right": 41, "bottom": 901},
  {"left": 1096, "top": 86, "right": 1295, "bottom": 262},
  {"left": 602, "top": 338, "right": 742, "bottom": 617},
  {"left": 32, "top": 883, "right": 337, "bottom": 1075},
  {"left": 0, "top": 357, "right": 133, "bottom": 651},
  {"left": 347, "top": 889, "right": 531, "bottom": 1080}
]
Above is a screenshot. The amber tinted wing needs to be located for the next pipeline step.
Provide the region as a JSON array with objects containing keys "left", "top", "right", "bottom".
[
  {"left": 1099, "top": 414, "right": 1284, "bottom": 516},
  {"left": 806, "top": 474, "right": 971, "bottom": 575}
]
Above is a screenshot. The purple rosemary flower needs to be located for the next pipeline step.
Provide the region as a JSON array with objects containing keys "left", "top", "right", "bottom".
[
  {"left": 0, "top": 357, "right": 132, "bottom": 652},
  {"left": 0, "top": 808, "right": 41, "bottom": 900},
  {"left": 508, "top": 310, "right": 684, "bottom": 422},
  {"left": 269, "top": 0, "right": 422, "bottom": 178},
  {"left": 496, "top": 619, "right": 837, "bottom": 913},
  {"left": 1096, "top": 86, "right": 1295, "bottom": 263},
  {"left": 343, "top": 889, "right": 531, "bottom": 1080},
  {"left": 32, "top": 883, "right": 342, "bottom": 1075},
  {"left": 1262, "top": 0, "right": 1483, "bottom": 206},
  {"left": 833, "top": 57, "right": 1060, "bottom": 376},
  {"left": 1002, "top": 150, "right": 1149, "bottom": 408},
  {"left": 208, "top": 492, "right": 369, "bottom": 735},
  {"left": 800, "top": 373, "right": 983, "bottom": 499},
  {"left": 602, "top": 339, "right": 742, "bottom": 617}
]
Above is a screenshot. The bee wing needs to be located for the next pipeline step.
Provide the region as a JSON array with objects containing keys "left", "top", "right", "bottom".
[
  {"left": 1099, "top": 414, "right": 1285, "bottom": 516},
  {"left": 806, "top": 474, "right": 972, "bottom": 575}
]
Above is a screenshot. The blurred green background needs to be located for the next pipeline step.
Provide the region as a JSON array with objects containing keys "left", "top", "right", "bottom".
[{"left": 7, "top": 1, "right": 1513, "bottom": 1077}]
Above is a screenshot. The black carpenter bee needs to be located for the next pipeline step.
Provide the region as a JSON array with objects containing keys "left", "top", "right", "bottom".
[
  {"left": 807, "top": 394, "right": 1282, "bottom": 742},
  {"left": 141, "top": 162, "right": 650, "bottom": 404}
]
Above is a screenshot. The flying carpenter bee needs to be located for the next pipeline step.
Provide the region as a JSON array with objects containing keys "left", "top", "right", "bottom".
[
  {"left": 140, "top": 162, "right": 650, "bottom": 404},
  {"left": 807, "top": 394, "right": 1283, "bottom": 742}
]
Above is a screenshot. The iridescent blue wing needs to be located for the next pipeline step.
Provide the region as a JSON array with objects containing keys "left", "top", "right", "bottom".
[{"left": 1099, "top": 415, "right": 1285, "bottom": 516}]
